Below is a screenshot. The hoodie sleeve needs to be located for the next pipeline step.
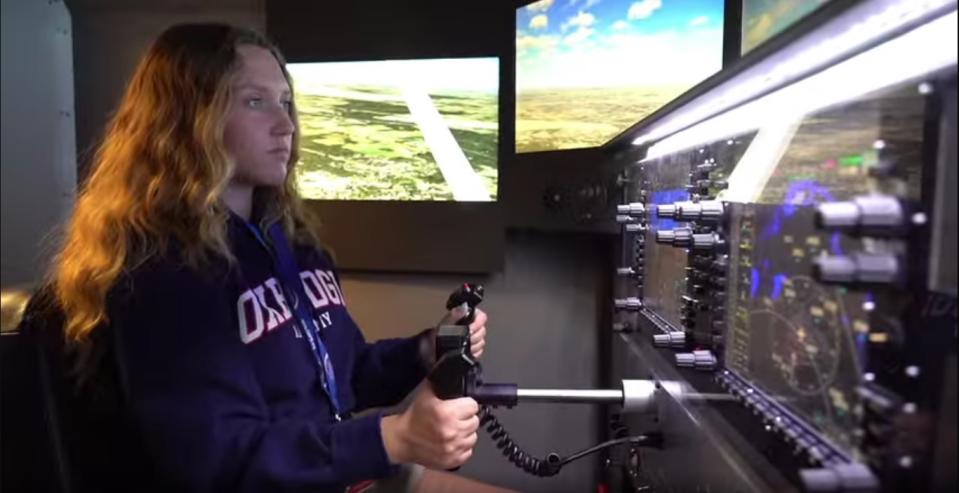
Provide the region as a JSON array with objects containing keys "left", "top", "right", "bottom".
[
  {"left": 348, "top": 327, "right": 431, "bottom": 411},
  {"left": 111, "top": 265, "right": 393, "bottom": 493},
  {"left": 313, "top": 250, "right": 431, "bottom": 411}
]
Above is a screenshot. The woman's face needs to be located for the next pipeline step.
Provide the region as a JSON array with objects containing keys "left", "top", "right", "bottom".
[{"left": 223, "top": 44, "right": 295, "bottom": 189}]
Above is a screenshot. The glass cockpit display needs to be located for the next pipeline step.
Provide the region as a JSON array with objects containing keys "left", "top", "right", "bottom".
[{"left": 721, "top": 85, "right": 928, "bottom": 455}]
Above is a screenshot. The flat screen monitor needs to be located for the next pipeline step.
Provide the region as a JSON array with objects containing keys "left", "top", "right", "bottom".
[
  {"left": 741, "top": 0, "right": 832, "bottom": 54},
  {"left": 515, "top": 0, "right": 725, "bottom": 153},
  {"left": 287, "top": 57, "right": 499, "bottom": 202}
]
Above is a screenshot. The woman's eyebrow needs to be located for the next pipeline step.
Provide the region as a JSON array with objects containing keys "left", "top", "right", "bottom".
[{"left": 234, "top": 82, "right": 291, "bottom": 96}]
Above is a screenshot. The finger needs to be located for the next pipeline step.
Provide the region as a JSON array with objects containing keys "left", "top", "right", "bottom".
[
  {"left": 464, "top": 431, "right": 478, "bottom": 449},
  {"left": 471, "top": 340, "right": 485, "bottom": 359},
  {"left": 451, "top": 305, "right": 469, "bottom": 321},
  {"left": 460, "top": 415, "right": 480, "bottom": 434},
  {"left": 469, "top": 309, "right": 488, "bottom": 331},
  {"left": 470, "top": 326, "right": 486, "bottom": 346},
  {"left": 453, "top": 447, "right": 473, "bottom": 467},
  {"left": 449, "top": 397, "right": 479, "bottom": 418}
]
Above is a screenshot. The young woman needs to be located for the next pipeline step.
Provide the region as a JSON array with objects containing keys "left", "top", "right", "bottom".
[{"left": 47, "top": 22, "right": 508, "bottom": 493}]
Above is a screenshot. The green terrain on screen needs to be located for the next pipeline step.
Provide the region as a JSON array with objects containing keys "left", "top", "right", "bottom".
[{"left": 295, "top": 86, "right": 498, "bottom": 201}]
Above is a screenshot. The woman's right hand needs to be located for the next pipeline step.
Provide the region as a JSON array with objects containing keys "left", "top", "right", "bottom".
[{"left": 381, "top": 382, "right": 480, "bottom": 469}]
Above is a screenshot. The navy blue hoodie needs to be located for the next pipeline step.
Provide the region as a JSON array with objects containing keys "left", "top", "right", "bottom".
[{"left": 104, "top": 214, "right": 429, "bottom": 492}]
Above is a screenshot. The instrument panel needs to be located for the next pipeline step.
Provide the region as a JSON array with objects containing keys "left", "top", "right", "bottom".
[{"left": 610, "top": 69, "right": 956, "bottom": 492}]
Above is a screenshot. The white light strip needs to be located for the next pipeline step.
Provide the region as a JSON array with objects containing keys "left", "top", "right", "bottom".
[
  {"left": 632, "top": 0, "right": 956, "bottom": 147},
  {"left": 644, "top": 10, "right": 957, "bottom": 160}
]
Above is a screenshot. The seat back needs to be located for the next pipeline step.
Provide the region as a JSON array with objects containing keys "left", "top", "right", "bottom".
[
  {"left": 2, "top": 286, "right": 161, "bottom": 493},
  {"left": 1, "top": 286, "right": 72, "bottom": 493}
]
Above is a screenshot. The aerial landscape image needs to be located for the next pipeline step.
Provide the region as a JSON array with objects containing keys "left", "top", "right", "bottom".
[
  {"left": 288, "top": 58, "right": 499, "bottom": 201},
  {"left": 516, "top": 0, "right": 724, "bottom": 153}
]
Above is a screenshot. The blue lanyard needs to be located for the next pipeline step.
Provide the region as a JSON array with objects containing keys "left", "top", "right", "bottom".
[{"left": 244, "top": 221, "right": 343, "bottom": 421}]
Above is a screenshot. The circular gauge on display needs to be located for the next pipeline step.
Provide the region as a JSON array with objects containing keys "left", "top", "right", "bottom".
[{"left": 750, "top": 276, "right": 844, "bottom": 396}]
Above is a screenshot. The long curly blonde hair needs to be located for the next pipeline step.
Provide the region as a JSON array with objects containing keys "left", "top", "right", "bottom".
[{"left": 52, "top": 23, "right": 320, "bottom": 345}]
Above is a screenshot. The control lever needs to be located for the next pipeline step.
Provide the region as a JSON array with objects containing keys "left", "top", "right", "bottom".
[{"left": 428, "top": 284, "right": 666, "bottom": 477}]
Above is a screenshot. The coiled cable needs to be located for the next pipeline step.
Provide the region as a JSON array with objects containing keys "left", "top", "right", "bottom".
[{"left": 478, "top": 406, "right": 663, "bottom": 477}]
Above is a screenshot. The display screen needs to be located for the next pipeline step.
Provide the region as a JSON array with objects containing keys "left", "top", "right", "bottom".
[
  {"left": 515, "top": 0, "right": 724, "bottom": 153},
  {"left": 287, "top": 58, "right": 499, "bottom": 201},
  {"left": 741, "top": 0, "right": 832, "bottom": 54},
  {"left": 722, "top": 85, "right": 927, "bottom": 454}
]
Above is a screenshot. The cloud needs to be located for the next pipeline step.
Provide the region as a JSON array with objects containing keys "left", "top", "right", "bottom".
[
  {"left": 562, "top": 11, "right": 596, "bottom": 31},
  {"left": 690, "top": 16, "right": 709, "bottom": 26},
  {"left": 584, "top": 0, "right": 602, "bottom": 7},
  {"left": 517, "top": 27, "right": 724, "bottom": 90},
  {"left": 517, "top": 34, "right": 561, "bottom": 53},
  {"left": 530, "top": 14, "right": 549, "bottom": 30},
  {"left": 627, "top": 0, "right": 662, "bottom": 20},
  {"left": 526, "top": 0, "right": 554, "bottom": 13},
  {"left": 613, "top": 20, "right": 630, "bottom": 30},
  {"left": 563, "top": 26, "right": 595, "bottom": 46}
]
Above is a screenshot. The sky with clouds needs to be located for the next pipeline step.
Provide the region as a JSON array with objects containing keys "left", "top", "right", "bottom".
[{"left": 517, "top": 0, "right": 724, "bottom": 90}]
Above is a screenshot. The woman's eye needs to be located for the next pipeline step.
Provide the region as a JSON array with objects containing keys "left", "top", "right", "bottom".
[
  {"left": 246, "top": 98, "right": 263, "bottom": 108},
  {"left": 281, "top": 100, "right": 292, "bottom": 110}
]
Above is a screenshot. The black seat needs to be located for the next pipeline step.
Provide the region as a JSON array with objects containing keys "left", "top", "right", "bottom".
[
  {"left": 1, "top": 286, "right": 162, "bottom": 493},
  {"left": 1, "top": 286, "right": 72, "bottom": 493}
]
